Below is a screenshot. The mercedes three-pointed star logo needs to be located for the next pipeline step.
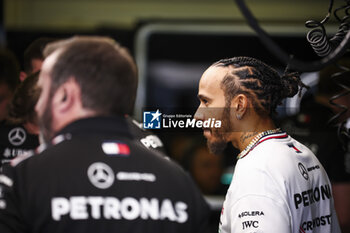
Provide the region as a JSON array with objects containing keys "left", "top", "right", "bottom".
[
  {"left": 87, "top": 162, "right": 115, "bottom": 189},
  {"left": 298, "top": 162, "right": 309, "bottom": 180},
  {"left": 8, "top": 127, "right": 26, "bottom": 146}
]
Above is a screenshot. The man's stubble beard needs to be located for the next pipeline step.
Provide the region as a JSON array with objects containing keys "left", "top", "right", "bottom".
[{"left": 207, "top": 107, "right": 231, "bottom": 155}]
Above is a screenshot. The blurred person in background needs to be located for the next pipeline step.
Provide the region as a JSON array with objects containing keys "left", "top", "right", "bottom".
[
  {"left": 0, "top": 49, "right": 20, "bottom": 122},
  {"left": 182, "top": 137, "right": 227, "bottom": 196},
  {"left": 20, "top": 37, "right": 56, "bottom": 81},
  {"left": 0, "top": 36, "right": 209, "bottom": 233},
  {"left": 0, "top": 72, "right": 40, "bottom": 169},
  {"left": 0, "top": 38, "right": 55, "bottom": 170}
]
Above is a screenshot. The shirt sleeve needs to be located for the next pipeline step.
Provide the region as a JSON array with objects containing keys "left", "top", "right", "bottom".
[
  {"left": 0, "top": 166, "right": 26, "bottom": 233},
  {"left": 230, "top": 195, "right": 291, "bottom": 233}
]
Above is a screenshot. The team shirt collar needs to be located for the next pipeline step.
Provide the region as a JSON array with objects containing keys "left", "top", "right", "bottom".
[
  {"left": 50, "top": 116, "right": 133, "bottom": 146},
  {"left": 237, "top": 129, "right": 288, "bottom": 160}
]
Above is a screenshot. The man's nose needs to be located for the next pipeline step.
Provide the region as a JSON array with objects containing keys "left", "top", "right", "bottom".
[{"left": 194, "top": 107, "right": 204, "bottom": 121}]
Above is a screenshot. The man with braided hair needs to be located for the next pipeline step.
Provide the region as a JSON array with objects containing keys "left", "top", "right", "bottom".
[{"left": 194, "top": 56, "right": 341, "bottom": 233}]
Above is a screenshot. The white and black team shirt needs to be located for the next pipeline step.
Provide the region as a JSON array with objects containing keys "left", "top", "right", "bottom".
[{"left": 219, "top": 132, "right": 341, "bottom": 233}]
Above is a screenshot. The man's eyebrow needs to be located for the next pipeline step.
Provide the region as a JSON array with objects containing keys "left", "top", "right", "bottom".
[{"left": 197, "top": 94, "right": 211, "bottom": 101}]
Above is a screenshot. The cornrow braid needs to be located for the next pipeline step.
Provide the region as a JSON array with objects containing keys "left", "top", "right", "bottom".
[{"left": 215, "top": 56, "right": 308, "bottom": 116}]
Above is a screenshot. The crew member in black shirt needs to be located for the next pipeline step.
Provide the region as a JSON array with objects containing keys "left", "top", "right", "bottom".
[
  {"left": 0, "top": 72, "right": 40, "bottom": 169},
  {"left": 0, "top": 36, "right": 209, "bottom": 233}
]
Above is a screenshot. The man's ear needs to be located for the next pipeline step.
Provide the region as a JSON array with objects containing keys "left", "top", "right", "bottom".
[
  {"left": 51, "top": 79, "right": 81, "bottom": 115},
  {"left": 19, "top": 71, "right": 27, "bottom": 82},
  {"left": 231, "top": 94, "right": 249, "bottom": 119}
]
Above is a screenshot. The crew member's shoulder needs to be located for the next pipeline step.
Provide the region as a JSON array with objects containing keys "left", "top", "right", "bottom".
[
  {"left": 8, "top": 142, "right": 56, "bottom": 169},
  {"left": 126, "top": 117, "right": 165, "bottom": 153},
  {"left": 132, "top": 140, "right": 185, "bottom": 172}
]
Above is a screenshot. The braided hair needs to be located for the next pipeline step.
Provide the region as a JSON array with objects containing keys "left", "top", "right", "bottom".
[{"left": 215, "top": 56, "right": 308, "bottom": 116}]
